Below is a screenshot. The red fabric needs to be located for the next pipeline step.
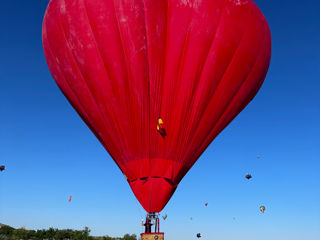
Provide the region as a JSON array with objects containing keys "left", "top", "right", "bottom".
[{"left": 43, "top": 0, "right": 271, "bottom": 213}]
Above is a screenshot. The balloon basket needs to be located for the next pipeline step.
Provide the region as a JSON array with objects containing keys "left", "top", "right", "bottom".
[{"left": 141, "top": 233, "right": 164, "bottom": 240}]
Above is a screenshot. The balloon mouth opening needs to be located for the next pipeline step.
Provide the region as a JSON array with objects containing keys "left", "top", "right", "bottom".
[
  {"left": 121, "top": 158, "right": 189, "bottom": 212},
  {"left": 122, "top": 158, "right": 187, "bottom": 183},
  {"left": 129, "top": 176, "right": 177, "bottom": 186},
  {"left": 129, "top": 176, "right": 178, "bottom": 213}
]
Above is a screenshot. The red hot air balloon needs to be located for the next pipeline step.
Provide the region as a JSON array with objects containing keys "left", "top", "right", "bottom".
[
  {"left": 68, "top": 195, "right": 72, "bottom": 202},
  {"left": 43, "top": 0, "right": 271, "bottom": 214}
]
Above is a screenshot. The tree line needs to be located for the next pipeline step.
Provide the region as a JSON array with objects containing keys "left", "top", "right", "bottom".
[{"left": 0, "top": 225, "right": 137, "bottom": 240}]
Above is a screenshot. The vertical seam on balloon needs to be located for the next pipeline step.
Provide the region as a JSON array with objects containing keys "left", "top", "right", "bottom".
[
  {"left": 172, "top": 0, "right": 217, "bottom": 166},
  {"left": 174, "top": 34, "right": 190, "bottom": 166},
  {"left": 184, "top": 15, "right": 270, "bottom": 177},
  {"left": 113, "top": 0, "right": 154, "bottom": 180},
  {"left": 190, "top": 30, "right": 267, "bottom": 164},
  {"left": 181, "top": 21, "right": 247, "bottom": 165},
  {"left": 81, "top": 0, "right": 134, "bottom": 174},
  {"left": 112, "top": 0, "right": 149, "bottom": 169},
  {"left": 168, "top": 14, "right": 193, "bottom": 167},
  {"left": 82, "top": 0, "right": 132, "bottom": 165},
  {"left": 175, "top": 0, "right": 226, "bottom": 166},
  {"left": 162, "top": 0, "right": 170, "bottom": 163},
  {"left": 186, "top": 45, "right": 247, "bottom": 165},
  {"left": 182, "top": 0, "right": 229, "bottom": 154},
  {"left": 111, "top": 0, "right": 137, "bottom": 161},
  {"left": 141, "top": 0, "right": 153, "bottom": 211},
  {"left": 141, "top": 0, "right": 151, "bottom": 180},
  {"left": 81, "top": 1, "right": 120, "bottom": 131},
  {"left": 161, "top": 0, "right": 169, "bottom": 114},
  {"left": 183, "top": 0, "right": 225, "bottom": 143},
  {"left": 57, "top": 1, "right": 106, "bottom": 126},
  {"left": 202, "top": 41, "right": 266, "bottom": 154},
  {"left": 155, "top": 0, "right": 169, "bottom": 165},
  {"left": 51, "top": 2, "right": 105, "bottom": 135}
]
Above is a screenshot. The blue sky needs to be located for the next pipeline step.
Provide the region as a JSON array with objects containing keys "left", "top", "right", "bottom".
[{"left": 0, "top": 0, "right": 319, "bottom": 239}]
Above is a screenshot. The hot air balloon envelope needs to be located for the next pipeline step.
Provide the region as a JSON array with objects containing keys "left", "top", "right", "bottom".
[{"left": 43, "top": 0, "right": 271, "bottom": 213}]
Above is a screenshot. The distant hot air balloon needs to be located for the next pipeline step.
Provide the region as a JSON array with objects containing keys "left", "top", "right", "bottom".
[
  {"left": 245, "top": 174, "right": 252, "bottom": 180},
  {"left": 190, "top": 217, "right": 193, "bottom": 221},
  {"left": 257, "top": 155, "right": 261, "bottom": 159},
  {"left": 162, "top": 214, "right": 167, "bottom": 220},
  {"left": 260, "top": 206, "right": 266, "bottom": 213},
  {"left": 0, "top": 165, "right": 5, "bottom": 172},
  {"left": 43, "top": 0, "right": 271, "bottom": 214},
  {"left": 205, "top": 203, "right": 208, "bottom": 207},
  {"left": 68, "top": 195, "right": 72, "bottom": 202},
  {"left": 197, "top": 233, "right": 201, "bottom": 238}
]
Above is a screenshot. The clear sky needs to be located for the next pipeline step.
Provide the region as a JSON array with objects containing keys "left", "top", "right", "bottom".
[{"left": 0, "top": 0, "right": 319, "bottom": 239}]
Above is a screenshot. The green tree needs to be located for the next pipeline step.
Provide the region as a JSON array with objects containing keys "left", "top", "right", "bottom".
[
  {"left": 122, "top": 234, "right": 137, "bottom": 240},
  {"left": 83, "top": 227, "right": 90, "bottom": 240},
  {"left": 11, "top": 228, "right": 29, "bottom": 240},
  {"left": 0, "top": 225, "right": 14, "bottom": 237},
  {"left": 0, "top": 224, "right": 138, "bottom": 240},
  {"left": 44, "top": 227, "right": 57, "bottom": 239},
  {"left": 35, "top": 229, "right": 46, "bottom": 240},
  {"left": 54, "top": 229, "right": 72, "bottom": 240}
]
